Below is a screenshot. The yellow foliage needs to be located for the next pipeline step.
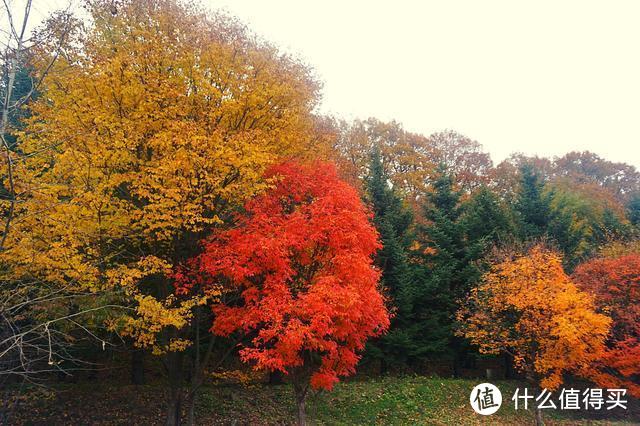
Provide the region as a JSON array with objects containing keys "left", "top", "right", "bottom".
[
  {"left": 1, "top": 0, "right": 322, "bottom": 351},
  {"left": 330, "top": 118, "right": 436, "bottom": 199}
]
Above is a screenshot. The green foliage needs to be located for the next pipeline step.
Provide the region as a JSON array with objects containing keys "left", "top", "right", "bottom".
[
  {"left": 514, "top": 164, "right": 550, "bottom": 239},
  {"left": 462, "top": 186, "right": 516, "bottom": 248},
  {"left": 410, "top": 167, "right": 484, "bottom": 365},
  {"left": 629, "top": 194, "right": 640, "bottom": 226},
  {"left": 364, "top": 148, "right": 416, "bottom": 368},
  {"left": 545, "top": 183, "right": 629, "bottom": 267}
]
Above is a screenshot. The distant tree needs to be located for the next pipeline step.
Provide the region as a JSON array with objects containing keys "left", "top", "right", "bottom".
[
  {"left": 514, "top": 164, "right": 550, "bottom": 240},
  {"left": 457, "top": 245, "right": 611, "bottom": 425},
  {"left": 572, "top": 254, "right": 640, "bottom": 397},
  {"left": 1, "top": 65, "right": 37, "bottom": 147},
  {"left": 179, "top": 162, "right": 389, "bottom": 426},
  {"left": 492, "top": 154, "right": 553, "bottom": 202},
  {"left": 628, "top": 194, "right": 640, "bottom": 227},
  {"left": 428, "top": 130, "right": 493, "bottom": 193},
  {"left": 545, "top": 180, "right": 629, "bottom": 267},
  {"left": 597, "top": 238, "right": 640, "bottom": 258},
  {"left": 553, "top": 151, "right": 640, "bottom": 202},
  {"left": 331, "top": 118, "right": 436, "bottom": 199}
]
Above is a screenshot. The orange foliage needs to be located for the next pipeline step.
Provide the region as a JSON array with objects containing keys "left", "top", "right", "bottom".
[
  {"left": 457, "top": 245, "right": 611, "bottom": 390},
  {"left": 572, "top": 255, "right": 640, "bottom": 397},
  {"left": 177, "top": 161, "right": 390, "bottom": 390}
]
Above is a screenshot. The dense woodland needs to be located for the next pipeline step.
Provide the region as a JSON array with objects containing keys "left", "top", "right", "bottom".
[{"left": 1, "top": 1, "right": 639, "bottom": 425}]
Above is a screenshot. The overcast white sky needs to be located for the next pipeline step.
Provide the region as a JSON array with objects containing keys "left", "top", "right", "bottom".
[
  {"left": 210, "top": 0, "right": 640, "bottom": 168},
  {"left": 20, "top": 0, "right": 640, "bottom": 167}
]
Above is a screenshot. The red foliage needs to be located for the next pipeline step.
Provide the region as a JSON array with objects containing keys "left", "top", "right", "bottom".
[
  {"left": 572, "top": 254, "right": 640, "bottom": 397},
  {"left": 179, "top": 161, "right": 389, "bottom": 390}
]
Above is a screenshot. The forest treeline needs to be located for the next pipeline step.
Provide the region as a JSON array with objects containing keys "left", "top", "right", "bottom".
[{"left": 1, "top": 1, "right": 639, "bottom": 425}]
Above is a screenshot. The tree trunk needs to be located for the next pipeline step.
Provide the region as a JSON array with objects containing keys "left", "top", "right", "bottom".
[
  {"left": 296, "top": 393, "right": 307, "bottom": 426},
  {"left": 529, "top": 376, "right": 544, "bottom": 426},
  {"left": 131, "top": 349, "right": 145, "bottom": 385},
  {"left": 452, "top": 353, "right": 461, "bottom": 378},
  {"left": 166, "top": 388, "right": 182, "bottom": 426},
  {"left": 293, "top": 381, "right": 308, "bottom": 426},
  {"left": 186, "top": 395, "right": 196, "bottom": 426},
  {"left": 535, "top": 406, "right": 544, "bottom": 426},
  {"left": 165, "top": 351, "right": 184, "bottom": 426}
]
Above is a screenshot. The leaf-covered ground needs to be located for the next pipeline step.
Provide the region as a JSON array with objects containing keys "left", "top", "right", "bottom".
[{"left": 9, "top": 376, "right": 640, "bottom": 425}]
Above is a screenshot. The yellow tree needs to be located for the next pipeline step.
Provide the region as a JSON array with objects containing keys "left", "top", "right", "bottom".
[
  {"left": 456, "top": 245, "right": 610, "bottom": 424},
  {"left": 1, "top": 0, "right": 323, "bottom": 423},
  {"left": 331, "top": 118, "right": 436, "bottom": 200}
]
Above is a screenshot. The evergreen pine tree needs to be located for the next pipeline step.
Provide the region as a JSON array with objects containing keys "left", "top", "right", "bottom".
[
  {"left": 364, "top": 147, "right": 416, "bottom": 369},
  {"left": 463, "top": 186, "right": 515, "bottom": 247},
  {"left": 412, "top": 166, "right": 483, "bottom": 374},
  {"left": 628, "top": 194, "right": 640, "bottom": 227},
  {"left": 514, "top": 164, "right": 550, "bottom": 239}
]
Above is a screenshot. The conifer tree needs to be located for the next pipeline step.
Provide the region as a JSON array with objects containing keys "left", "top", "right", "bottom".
[
  {"left": 364, "top": 147, "right": 416, "bottom": 369},
  {"left": 463, "top": 186, "right": 515, "bottom": 247},
  {"left": 514, "top": 164, "right": 550, "bottom": 239},
  {"left": 413, "top": 166, "right": 483, "bottom": 373},
  {"left": 628, "top": 194, "right": 640, "bottom": 227}
]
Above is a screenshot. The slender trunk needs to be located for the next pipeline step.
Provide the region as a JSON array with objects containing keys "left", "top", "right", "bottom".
[
  {"left": 186, "top": 395, "right": 196, "bottom": 426},
  {"left": 297, "top": 398, "right": 306, "bottom": 426},
  {"left": 131, "top": 349, "right": 145, "bottom": 385},
  {"left": 451, "top": 337, "right": 464, "bottom": 378},
  {"left": 293, "top": 378, "right": 309, "bottom": 426},
  {"left": 165, "top": 351, "right": 184, "bottom": 426},
  {"left": 535, "top": 406, "right": 544, "bottom": 426},
  {"left": 185, "top": 311, "right": 210, "bottom": 426},
  {"left": 528, "top": 374, "right": 544, "bottom": 426},
  {"left": 295, "top": 388, "right": 307, "bottom": 426},
  {"left": 452, "top": 354, "right": 460, "bottom": 378},
  {"left": 166, "top": 388, "right": 182, "bottom": 426}
]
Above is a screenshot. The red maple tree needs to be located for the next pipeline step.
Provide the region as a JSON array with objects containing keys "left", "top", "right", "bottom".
[
  {"left": 178, "top": 161, "right": 389, "bottom": 425},
  {"left": 572, "top": 254, "right": 640, "bottom": 397}
]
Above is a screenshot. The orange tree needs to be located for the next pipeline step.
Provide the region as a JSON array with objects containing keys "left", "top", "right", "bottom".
[
  {"left": 176, "top": 161, "right": 390, "bottom": 426},
  {"left": 572, "top": 254, "right": 640, "bottom": 397},
  {"left": 457, "top": 245, "right": 610, "bottom": 394},
  {"left": 1, "top": 0, "right": 322, "bottom": 423}
]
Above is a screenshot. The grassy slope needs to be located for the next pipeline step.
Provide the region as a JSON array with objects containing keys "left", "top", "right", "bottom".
[
  {"left": 200, "top": 376, "right": 636, "bottom": 425},
  {"left": 12, "top": 376, "right": 639, "bottom": 425}
]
